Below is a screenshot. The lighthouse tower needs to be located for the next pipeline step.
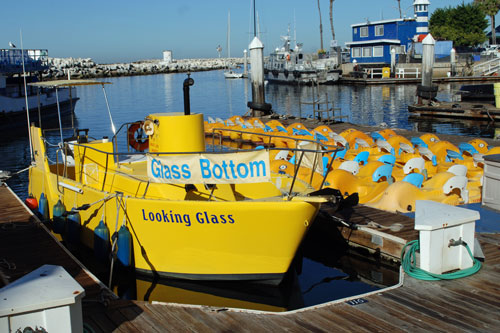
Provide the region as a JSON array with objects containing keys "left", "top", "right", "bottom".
[{"left": 414, "top": 0, "right": 430, "bottom": 35}]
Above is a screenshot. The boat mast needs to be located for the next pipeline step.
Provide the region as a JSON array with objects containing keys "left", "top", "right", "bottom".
[
  {"left": 227, "top": 10, "right": 231, "bottom": 69},
  {"left": 20, "top": 30, "right": 33, "bottom": 162}
]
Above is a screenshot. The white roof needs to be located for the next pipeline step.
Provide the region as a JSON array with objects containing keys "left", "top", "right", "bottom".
[
  {"left": 346, "top": 39, "right": 401, "bottom": 46},
  {"left": 351, "top": 18, "right": 413, "bottom": 28},
  {"left": 414, "top": 0, "right": 430, "bottom": 5}
]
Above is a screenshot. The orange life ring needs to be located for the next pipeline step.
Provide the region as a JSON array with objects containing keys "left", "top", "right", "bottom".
[
  {"left": 128, "top": 121, "right": 149, "bottom": 151},
  {"left": 286, "top": 54, "right": 291, "bottom": 61}
]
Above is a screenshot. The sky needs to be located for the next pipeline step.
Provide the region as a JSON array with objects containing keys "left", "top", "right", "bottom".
[{"left": 0, "top": 0, "right": 489, "bottom": 64}]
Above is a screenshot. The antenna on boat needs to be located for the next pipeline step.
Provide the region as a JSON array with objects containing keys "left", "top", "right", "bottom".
[
  {"left": 20, "top": 30, "right": 33, "bottom": 162},
  {"left": 101, "top": 84, "right": 116, "bottom": 135},
  {"left": 294, "top": 9, "right": 297, "bottom": 50}
]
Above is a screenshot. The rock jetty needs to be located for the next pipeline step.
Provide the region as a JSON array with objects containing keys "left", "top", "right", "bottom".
[{"left": 43, "top": 57, "right": 243, "bottom": 79}]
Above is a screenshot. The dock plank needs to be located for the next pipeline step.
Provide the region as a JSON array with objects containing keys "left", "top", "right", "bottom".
[{"left": 352, "top": 294, "right": 457, "bottom": 332}]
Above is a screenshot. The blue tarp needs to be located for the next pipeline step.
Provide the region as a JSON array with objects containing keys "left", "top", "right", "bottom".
[{"left": 413, "top": 41, "right": 454, "bottom": 58}]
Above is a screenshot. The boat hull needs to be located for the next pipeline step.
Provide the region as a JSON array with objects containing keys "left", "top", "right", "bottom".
[
  {"left": 0, "top": 98, "right": 79, "bottom": 135},
  {"left": 29, "top": 166, "right": 319, "bottom": 284},
  {"left": 264, "top": 69, "right": 341, "bottom": 85}
]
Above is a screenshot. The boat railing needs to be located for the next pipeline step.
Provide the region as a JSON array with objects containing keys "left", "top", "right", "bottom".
[
  {"left": 209, "top": 127, "right": 342, "bottom": 192},
  {"left": 0, "top": 49, "right": 49, "bottom": 73},
  {"left": 49, "top": 130, "right": 341, "bottom": 198}
]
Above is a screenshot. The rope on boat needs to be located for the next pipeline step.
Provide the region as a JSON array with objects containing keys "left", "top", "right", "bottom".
[
  {"left": 0, "top": 165, "right": 33, "bottom": 182},
  {"left": 65, "top": 192, "right": 118, "bottom": 215},
  {"left": 401, "top": 239, "right": 481, "bottom": 280},
  {"left": 108, "top": 193, "right": 126, "bottom": 287}
]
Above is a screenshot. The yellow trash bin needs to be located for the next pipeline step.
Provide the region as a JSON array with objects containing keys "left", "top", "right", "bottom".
[
  {"left": 382, "top": 67, "right": 390, "bottom": 78},
  {"left": 494, "top": 83, "right": 500, "bottom": 108}
]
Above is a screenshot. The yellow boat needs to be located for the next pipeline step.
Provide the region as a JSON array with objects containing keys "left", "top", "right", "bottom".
[{"left": 27, "top": 79, "right": 340, "bottom": 284}]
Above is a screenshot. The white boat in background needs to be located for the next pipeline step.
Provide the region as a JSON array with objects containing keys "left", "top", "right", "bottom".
[
  {"left": 224, "top": 70, "right": 243, "bottom": 79},
  {"left": 264, "top": 29, "right": 342, "bottom": 85},
  {"left": 224, "top": 11, "right": 244, "bottom": 79},
  {"left": 0, "top": 48, "right": 78, "bottom": 135}
]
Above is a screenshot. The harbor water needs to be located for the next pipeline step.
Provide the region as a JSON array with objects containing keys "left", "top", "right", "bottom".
[{"left": 0, "top": 70, "right": 493, "bottom": 311}]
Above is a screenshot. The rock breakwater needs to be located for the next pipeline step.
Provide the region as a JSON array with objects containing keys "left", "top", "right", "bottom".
[{"left": 43, "top": 57, "right": 243, "bottom": 79}]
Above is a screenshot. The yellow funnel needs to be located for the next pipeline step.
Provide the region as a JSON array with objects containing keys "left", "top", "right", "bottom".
[{"left": 147, "top": 113, "right": 205, "bottom": 153}]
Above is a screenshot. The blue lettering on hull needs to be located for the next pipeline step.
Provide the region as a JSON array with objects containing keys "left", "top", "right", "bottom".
[{"left": 142, "top": 209, "right": 235, "bottom": 227}]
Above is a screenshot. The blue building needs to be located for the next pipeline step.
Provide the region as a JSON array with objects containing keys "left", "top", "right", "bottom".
[{"left": 346, "top": 0, "right": 430, "bottom": 64}]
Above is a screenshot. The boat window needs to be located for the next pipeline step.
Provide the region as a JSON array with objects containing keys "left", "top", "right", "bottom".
[
  {"left": 375, "top": 25, "right": 384, "bottom": 37},
  {"left": 362, "top": 47, "right": 372, "bottom": 57},
  {"left": 298, "top": 54, "right": 303, "bottom": 60},
  {"left": 354, "top": 27, "right": 357, "bottom": 34},
  {"left": 360, "top": 26, "right": 368, "bottom": 38},
  {"left": 373, "top": 46, "right": 383, "bottom": 57}
]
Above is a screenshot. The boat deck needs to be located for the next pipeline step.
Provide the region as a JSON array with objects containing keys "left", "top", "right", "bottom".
[{"left": 1, "top": 183, "right": 500, "bottom": 332}]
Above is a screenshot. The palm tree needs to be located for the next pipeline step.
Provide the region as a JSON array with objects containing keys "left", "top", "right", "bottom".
[
  {"left": 317, "top": 0, "right": 324, "bottom": 51},
  {"left": 329, "top": 0, "right": 335, "bottom": 41},
  {"left": 475, "top": 0, "right": 500, "bottom": 45}
]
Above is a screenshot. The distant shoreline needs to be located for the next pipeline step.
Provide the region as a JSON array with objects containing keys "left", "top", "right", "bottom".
[{"left": 43, "top": 57, "right": 244, "bottom": 80}]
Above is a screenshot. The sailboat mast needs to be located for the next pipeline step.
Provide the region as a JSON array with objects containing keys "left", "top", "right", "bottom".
[
  {"left": 253, "top": 0, "right": 257, "bottom": 37},
  {"left": 227, "top": 10, "right": 231, "bottom": 59}
]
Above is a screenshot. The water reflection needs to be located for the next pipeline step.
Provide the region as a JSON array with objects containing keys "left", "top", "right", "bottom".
[
  {"left": 95, "top": 215, "right": 399, "bottom": 312},
  {"left": 114, "top": 271, "right": 304, "bottom": 312}
]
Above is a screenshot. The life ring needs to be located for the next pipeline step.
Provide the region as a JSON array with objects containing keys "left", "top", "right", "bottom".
[
  {"left": 286, "top": 54, "right": 291, "bottom": 61},
  {"left": 128, "top": 121, "right": 149, "bottom": 151}
]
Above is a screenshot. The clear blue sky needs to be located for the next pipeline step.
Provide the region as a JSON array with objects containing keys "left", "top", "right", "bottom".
[{"left": 0, "top": 0, "right": 487, "bottom": 63}]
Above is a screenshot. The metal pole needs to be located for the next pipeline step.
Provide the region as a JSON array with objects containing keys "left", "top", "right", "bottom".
[
  {"left": 248, "top": 36, "right": 269, "bottom": 114},
  {"left": 390, "top": 48, "right": 396, "bottom": 75},
  {"left": 102, "top": 84, "right": 116, "bottom": 135},
  {"left": 450, "top": 48, "right": 456, "bottom": 77},
  {"left": 20, "top": 30, "right": 33, "bottom": 162},
  {"left": 69, "top": 86, "right": 75, "bottom": 134},
  {"left": 243, "top": 49, "right": 248, "bottom": 76},
  {"left": 37, "top": 87, "right": 42, "bottom": 128},
  {"left": 55, "top": 88, "right": 64, "bottom": 144},
  {"left": 421, "top": 34, "right": 435, "bottom": 88}
]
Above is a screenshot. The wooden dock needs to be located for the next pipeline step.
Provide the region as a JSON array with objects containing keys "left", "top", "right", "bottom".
[
  {"left": 1, "top": 182, "right": 500, "bottom": 332},
  {"left": 340, "top": 75, "right": 500, "bottom": 85},
  {"left": 409, "top": 101, "right": 500, "bottom": 122},
  {"left": 329, "top": 205, "right": 418, "bottom": 260}
]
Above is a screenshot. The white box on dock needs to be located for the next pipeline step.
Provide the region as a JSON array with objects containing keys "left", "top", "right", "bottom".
[
  {"left": 0, "top": 265, "right": 85, "bottom": 333},
  {"left": 414, "top": 201, "right": 478, "bottom": 274},
  {"left": 482, "top": 154, "right": 500, "bottom": 212}
]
